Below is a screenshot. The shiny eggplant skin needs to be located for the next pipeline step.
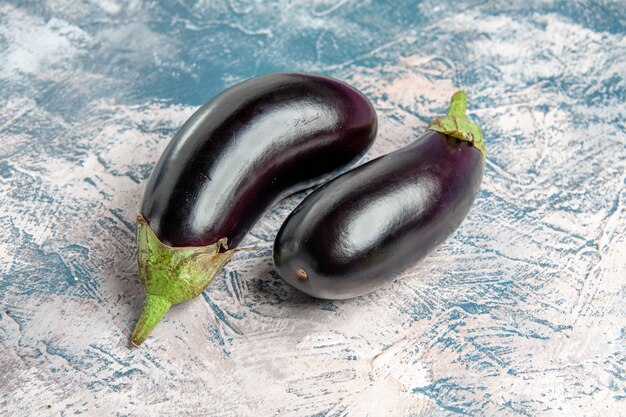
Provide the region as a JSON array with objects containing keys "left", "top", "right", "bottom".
[
  {"left": 141, "top": 72, "right": 377, "bottom": 248},
  {"left": 131, "top": 73, "right": 376, "bottom": 345},
  {"left": 273, "top": 101, "right": 485, "bottom": 299}
]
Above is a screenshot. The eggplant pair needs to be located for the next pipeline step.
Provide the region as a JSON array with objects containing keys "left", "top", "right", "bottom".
[{"left": 131, "top": 73, "right": 485, "bottom": 345}]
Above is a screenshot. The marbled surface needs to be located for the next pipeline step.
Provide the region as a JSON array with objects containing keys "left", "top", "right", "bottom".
[{"left": 1, "top": 1, "right": 625, "bottom": 416}]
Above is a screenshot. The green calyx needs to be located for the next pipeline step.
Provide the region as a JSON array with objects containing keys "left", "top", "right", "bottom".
[
  {"left": 427, "top": 91, "right": 486, "bottom": 157},
  {"left": 131, "top": 215, "right": 235, "bottom": 346}
]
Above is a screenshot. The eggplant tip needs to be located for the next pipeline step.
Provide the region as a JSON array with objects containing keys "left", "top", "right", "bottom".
[{"left": 296, "top": 268, "right": 308, "bottom": 280}]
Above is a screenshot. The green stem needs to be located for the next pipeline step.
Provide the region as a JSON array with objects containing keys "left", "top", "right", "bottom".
[
  {"left": 131, "top": 295, "right": 171, "bottom": 346},
  {"left": 130, "top": 215, "right": 236, "bottom": 346},
  {"left": 426, "top": 90, "right": 486, "bottom": 157},
  {"left": 447, "top": 91, "right": 467, "bottom": 118}
]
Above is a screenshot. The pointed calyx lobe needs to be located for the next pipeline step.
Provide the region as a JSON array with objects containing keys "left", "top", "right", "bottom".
[{"left": 131, "top": 215, "right": 235, "bottom": 346}]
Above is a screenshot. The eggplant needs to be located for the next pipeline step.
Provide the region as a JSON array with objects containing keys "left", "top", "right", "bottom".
[
  {"left": 132, "top": 73, "right": 377, "bottom": 345},
  {"left": 273, "top": 91, "right": 485, "bottom": 300}
]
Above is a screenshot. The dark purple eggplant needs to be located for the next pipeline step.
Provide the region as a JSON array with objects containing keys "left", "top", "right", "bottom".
[
  {"left": 273, "top": 91, "right": 485, "bottom": 300},
  {"left": 132, "top": 73, "right": 377, "bottom": 345}
]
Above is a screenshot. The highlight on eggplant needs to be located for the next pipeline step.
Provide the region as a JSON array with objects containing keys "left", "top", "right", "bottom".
[
  {"left": 273, "top": 91, "right": 485, "bottom": 300},
  {"left": 131, "top": 73, "right": 377, "bottom": 345}
]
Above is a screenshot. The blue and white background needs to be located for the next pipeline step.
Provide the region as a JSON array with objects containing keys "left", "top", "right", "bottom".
[{"left": 1, "top": 1, "right": 625, "bottom": 416}]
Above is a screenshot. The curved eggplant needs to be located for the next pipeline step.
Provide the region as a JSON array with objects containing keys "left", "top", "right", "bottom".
[
  {"left": 132, "top": 73, "right": 377, "bottom": 345},
  {"left": 273, "top": 91, "right": 485, "bottom": 300}
]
